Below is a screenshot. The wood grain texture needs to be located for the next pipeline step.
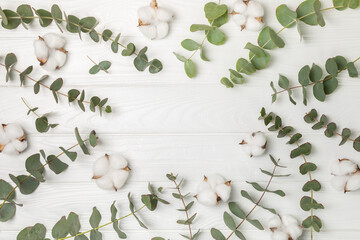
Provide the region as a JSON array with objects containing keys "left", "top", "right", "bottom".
[{"left": 0, "top": 0, "right": 360, "bottom": 239}]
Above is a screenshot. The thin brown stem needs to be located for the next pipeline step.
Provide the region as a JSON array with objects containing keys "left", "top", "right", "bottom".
[
  {"left": 0, "top": 139, "right": 88, "bottom": 210},
  {"left": 172, "top": 179, "right": 194, "bottom": 240},
  {"left": 225, "top": 159, "right": 280, "bottom": 240}
]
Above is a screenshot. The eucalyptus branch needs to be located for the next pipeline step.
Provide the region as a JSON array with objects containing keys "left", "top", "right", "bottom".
[
  {"left": 87, "top": 56, "right": 111, "bottom": 74},
  {"left": 0, "top": 4, "right": 162, "bottom": 73},
  {"left": 221, "top": 0, "right": 354, "bottom": 88},
  {"left": 1, "top": 53, "right": 112, "bottom": 115},
  {"left": 0, "top": 128, "right": 98, "bottom": 222},
  {"left": 16, "top": 186, "right": 168, "bottom": 240},
  {"left": 22, "top": 97, "right": 59, "bottom": 133},
  {"left": 259, "top": 108, "right": 324, "bottom": 240},
  {"left": 304, "top": 109, "right": 360, "bottom": 152},
  {"left": 166, "top": 173, "right": 199, "bottom": 240},
  {"left": 270, "top": 56, "right": 360, "bottom": 105},
  {"left": 173, "top": 0, "right": 227, "bottom": 78}
]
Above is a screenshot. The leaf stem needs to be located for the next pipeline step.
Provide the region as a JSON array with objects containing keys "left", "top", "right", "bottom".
[
  {"left": 171, "top": 179, "right": 194, "bottom": 240},
  {"left": 21, "top": 97, "right": 41, "bottom": 118},
  {"left": 272, "top": 56, "right": 360, "bottom": 96},
  {"left": 225, "top": 159, "right": 280, "bottom": 240},
  {"left": 0, "top": 139, "right": 89, "bottom": 211}
]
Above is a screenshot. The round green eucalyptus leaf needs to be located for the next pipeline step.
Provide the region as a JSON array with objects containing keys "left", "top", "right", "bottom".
[
  {"left": 325, "top": 58, "right": 338, "bottom": 76},
  {"left": 229, "top": 69, "right": 244, "bottom": 84},
  {"left": 211, "top": 10, "right": 228, "bottom": 27},
  {"left": 206, "top": 28, "right": 226, "bottom": 46},
  {"left": 102, "top": 29, "right": 113, "bottom": 41},
  {"left": 313, "top": 82, "right": 326, "bottom": 101},
  {"left": 220, "top": 77, "right": 234, "bottom": 88},
  {"left": 66, "top": 15, "right": 80, "bottom": 33},
  {"left": 296, "top": 0, "right": 319, "bottom": 26},
  {"left": 299, "top": 162, "right": 317, "bottom": 175},
  {"left": 36, "top": 9, "right": 53, "bottom": 27},
  {"left": 67, "top": 212, "right": 81, "bottom": 236},
  {"left": 134, "top": 54, "right": 149, "bottom": 72},
  {"left": 1, "top": 10, "right": 21, "bottom": 29},
  {"left": 16, "top": 5, "right": 34, "bottom": 24},
  {"left": 121, "top": 43, "right": 135, "bottom": 56},
  {"left": 149, "top": 59, "right": 163, "bottom": 74},
  {"left": 309, "top": 63, "right": 323, "bottom": 82},
  {"left": 204, "top": 2, "right": 227, "bottom": 21},
  {"left": 51, "top": 4, "right": 63, "bottom": 23},
  {"left": 298, "top": 65, "right": 310, "bottom": 86},
  {"left": 0, "top": 180, "right": 15, "bottom": 200},
  {"left": 302, "top": 179, "right": 321, "bottom": 192},
  {"left": 52, "top": 216, "right": 69, "bottom": 239},
  {"left": 236, "top": 58, "right": 256, "bottom": 75},
  {"left": 184, "top": 60, "right": 196, "bottom": 78},
  {"left": 258, "top": 26, "right": 285, "bottom": 50},
  {"left": 68, "top": 89, "right": 80, "bottom": 102},
  {"left": 36, "top": 117, "right": 50, "bottom": 133},
  {"left": 190, "top": 24, "right": 212, "bottom": 32},
  {"left": 17, "top": 223, "right": 47, "bottom": 240},
  {"left": 15, "top": 175, "right": 40, "bottom": 195},
  {"left": 181, "top": 39, "right": 200, "bottom": 51},
  {"left": 89, "top": 65, "right": 101, "bottom": 75},
  {"left": 323, "top": 76, "right": 338, "bottom": 95},
  {"left": 276, "top": 4, "right": 297, "bottom": 27},
  {"left": 89, "top": 31, "right": 99, "bottom": 42},
  {"left": 210, "top": 228, "right": 226, "bottom": 240},
  {"left": 334, "top": 55, "right": 348, "bottom": 70},
  {"left": 0, "top": 203, "right": 16, "bottom": 222},
  {"left": 347, "top": 62, "right": 358, "bottom": 77},
  {"left": 99, "top": 61, "right": 111, "bottom": 70},
  {"left": 353, "top": 136, "right": 360, "bottom": 152},
  {"left": 249, "top": 51, "right": 271, "bottom": 70},
  {"left": 49, "top": 78, "right": 63, "bottom": 91},
  {"left": 79, "top": 16, "right": 97, "bottom": 33}
]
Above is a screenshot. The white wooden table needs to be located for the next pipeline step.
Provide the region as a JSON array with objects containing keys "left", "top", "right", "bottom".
[{"left": 1, "top": 0, "right": 360, "bottom": 239}]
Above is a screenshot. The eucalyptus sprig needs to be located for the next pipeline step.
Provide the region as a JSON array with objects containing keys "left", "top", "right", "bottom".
[
  {"left": 259, "top": 108, "right": 324, "bottom": 240},
  {"left": 174, "top": 0, "right": 228, "bottom": 78},
  {"left": 166, "top": 173, "right": 200, "bottom": 240},
  {"left": 304, "top": 109, "right": 360, "bottom": 152},
  {"left": 0, "top": 128, "right": 98, "bottom": 222},
  {"left": 270, "top": 56, "right": 360, "bottom": 105},
  {"left": 220, "top": 0, "right": 358, "bottom": 88},
  {"left": 22, "top": 97, "right": 59, "bottom": 133},
  {"left": 88, "top": 56, "right": 111, "bottom": 75},
  {"left": 0, "top": 4, "right": 162, "bottom": 73},
  {"left": 2, "top": 53, "right": 112, "bottom": 115},
  {"left": 16, "top": 185, "right": 167, "bottom": 240},
  {"left": 211, "top": 155, "right": 289, "bottom": 240}
]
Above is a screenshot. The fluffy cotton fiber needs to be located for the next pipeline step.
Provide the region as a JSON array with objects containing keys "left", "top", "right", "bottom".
[
  {"left": 138, "top": 0, "right": 174, "bottom": 40},
  {"left": 231, "top": 0, "right": 265, "bottom": 31},
  {"left": 92, "top": 154, "right": 131, "bottom": 191},
  {"left": 0, "top": 123, "right": 27, "bottom": 155},
  {"left": 331, "top": 158, "right": 360, "bottom": 193},
  {"left": 34, "top": 33, "right": 68, "bottom": 71},
  {"left": 195, "top": 173, "right": 231, "bottom": 206},
  {"left": 268, "top": 215, "right": 303, "bottom": 240},
  {"left": 240, "top": 131, "right": 267, "bottom": 157}
]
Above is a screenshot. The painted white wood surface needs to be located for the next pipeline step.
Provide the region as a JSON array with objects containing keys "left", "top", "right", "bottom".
[{"left": 0, "top": 0, "right": 360, "bottom": 239}]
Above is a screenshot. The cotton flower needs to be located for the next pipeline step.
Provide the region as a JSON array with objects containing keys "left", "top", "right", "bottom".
[
  {"left": 195, "top": 173, "right": 231, "bottom": 206},
  {"left": 268, "top": 215, "right": 303, "bottom": 240},
  {"left": 92, "top": 154, "right": 131, "bottom": 191},
  {"left": 137, "top": 0, "right": 174, "bottom": 40},
  {"left": 239, "top": 131, "right": 267, "bottom": 157},
  {"left": 331, "top": 158, "right": 360, "bottom": 193},
  {"left": 0, "top": 123, "right": 27, "bottom": 155},
  {"left": 34, "top": 33, "right": 68, "bottom": 71},
  {"left": 230, "top": 0, "right": 265, "bottom": 31}
]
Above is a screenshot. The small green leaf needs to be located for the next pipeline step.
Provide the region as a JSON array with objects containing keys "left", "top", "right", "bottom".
[
  {"left": 50, "top": 78, "right": 63, "bottom": 91},
  {"left": 298, "top": 65, "right": 310, "bottom": 86},
  {"left": 302, "top": 215, "right": 322, "bottom": 232},
  {"left": 297, "top": 0, "right": 322, "bottom": 26},
  {"left": 1, "top": 10, "right": 21, "bottom": 30},
  {"left": 89, "top": 207, "right": 101, "bottom": 228},
  {"left": 290, "top": 142, "right": 312, "bottom": 158},
  {"left": 299, "top": 162, "right": 317, "bottom": 175},
  {"left": 149, "top": 59, "right": 163, "bottom": 74},
  {"left": 67, "top": 212, "right": 81, "bottom": 236},
  {"left": 323, "top": 76, "right": 338, "bottom": 95},
  {"left": 110, "top": 201, "right": 127, "bottom": 239},
  {"left": 339, "top": 128, "right": 351, "bottom": 145},
  {"left": 121, "top": 43, "right": 135, "bottom": 56},
  {"left": 141, "top": 194, "right": 158, "bottom": 211},
  {"left": 324, "top": 122, "right": 337, "bottom": 137},
  {"left": 206, "top": 28, "right": 226, "bottom": 45},
  {"left": 313, "top": 82, "right": 326, "bottom": 102},
  {"left": 47, "top": 155, "right": 68, "bottom": 174},
  {"left": 241, "top": 190, "right": 276, "bottom": 214},
  {"left": 302, "top": 179, "right": 322, "bottom": 192},
  {"left": 220, "top": 77, "right": 234, "bottom": 88},
  {"left": 276, "top": 4, "right": 297, "bottom": 27},
  {"left": 236, "top": 58, "right": 256, "bottom": 75},
  {"left": 35, "top": 9, "right": 53, "bottom": 27},
  {"left": 229, "top": 69, "right": 244, "bottom": 84},
  {"left": 353, "top": 136, "right": 360, "bottom": 152},
  {"left": 79, "top": 16, "right": 97, "bottom": 33},
  {"left": 287, "top": 133, "right": 302, "bottom": 144},
  {"left": 0, "top": 203, "right": 16, "bottom": 222},
  {"left": 204, "top": 2, "right": 227, "bottom": 21},
  {"left": 190, "top": 24, "right": 212, "bottom": 32},
  {"left": 111, "top": 33, "right": 121, "bottom": 53},
  {"left": 300, "top": 196, "right": 324, "bottom": 211},
  {"left": 309, "top": 63, "right": 323, "bottom": 82},
  {"left": 181, "top": 39, "right": 201, "bottom": 51},
  {"left": 102, "top": 29, "right": 113, "bottom": 41},
  {"left": 68, "top": 89, "right": 80, "bottom": 102},
  {"left": 325, "top": 58, "right": 338, "bottom": 76},
  {"left": 9, "top": 175, "right": 39, "bottom": 195},
  {"left": 347, "top": 62, "right": 358, "bottom": 77},
  {"left": 246, "top": 181, "right": 285, "bottom": 197},
  {"left": 75, "top": 127, "right": 89, "bottom": 155},
  {"left": 258, "top": 26, "right": 285, "bottom": 49},
  {"left": 52, "top": 216, "right": 69, "bottom": 239},
  {"left": 228, "top": 202, "right": 246, "bottom": 219},
  {"left": 223, "top": 212, "right": 236, "bottom": 230},
  {"left": 184, "top": 60, "right": 196, "bottom": 78},
  {"left": 210, "top": 228, "right": 226, "bottom": 240},
  {"left": 249, "top": 51, "right": 271, "bottom": 70},
  {"left": 59, "top": 147, "right": 77, "bottom": 161}
]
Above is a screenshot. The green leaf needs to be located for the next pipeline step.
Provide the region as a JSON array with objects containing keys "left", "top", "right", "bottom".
[
  {"left": 241, "top": 190, "right": 276, "bottom": 214},
  {"left": 102, "top": 29, "right": 113, "bottom": 41},
  {"left": 0, "top": 203, "right": 16, "bottom": 222},
  {"left": 99, "top": 61, "right": 111, "bottom": 71},
  {"left": 302, "top": 215, "right": 322, "bottom": 232},
  {"left": 270, "top": 82, "right": 277, "bottom": 103},
  {"left": 229, "top": 69, "right": 244, "bottom": 84},
  {"left": 75, "top": 127, "right": 89, "bottom": 155},
  {"left": 324, "top": 122, "right": 337, "bottom": 137},
  {"left": 190, "top": 24, "right": 212, "bottom": 32},
  {"left": 17, "top": 5, "right": 34, "bottom": 25},
  {"left": 50, "top": 78, "right": 63, "bottom": 91},
  {"left": 297, "top": 0, "right": 320, "bottom": 26},
  {"left": 278, "top": 75, "right": 289, "bottom": 89},
  {"left": 304, "top": 109, "right": 318, "bottom": 123},
  {"left": 25, "top": 153, "right": 45, "bottom": 182},
  {"left": 89, "top": 131, "right": 97, "bottom": 147},
  {"left": 298, "top": 65, "right": 310, "bottom": 86},
  {"left": 245, "top": 43, "right": 265, "bottom": 57},
  {"left": 258, "top": 26, "right": 285, "bottom": 50},
  {"left": 67, "top": 212, "right": 81, "bottom": 236},
  {"left": 174, "top": 52, "right": 187, "bottom": 62},
  {"left": 121, "top": 43, "right": 136, "bottom": 56},
  {"left": 89, "top": 65, "right": 101, "bottom": 75},
  {"left": 141, "top": 194, "right": 158, "bottom": 211},
  {"left": 211, "top": 10, "right": 228, "bottom": 27},
  {"left": 353, "top": 136, "right": 360, "bottom": 152},
  {"left": 90, "top": 230, "right": 102, "bottom": 240},
  {"left": 223, "top": 212, "right": 236, "bottom": 230},
  {"left": 228, "top": 202, "right": 246, "bottom": 219},
  {"left": 287, "top": 133, "right": 302, "bottom": 144},
  {"left": 206, "top": 28, "right": 226, "bottom": 45},
  {"left": 79, "top": 17, "right": 97, "bottom": 33},
  {"left": 339, "top": 128, "right": 351, "bottom": 145},
  {"left": 1, "top": 10, "right": 21, "bottom": 30},
  {"left": 17, "top": 223, "right": 47, "bottom": 240},
  {"left": 290, "top": 142, "right": 312, "bottom": 158},
  {"left": 323, "top": 76, "right": 338, "bottom": 95},
  {"left": 149, "top": 59, "right": 163, "bottom": 74},
  {"left": 299, "top": 162, "right": 317, "bottom": 175},
  {"left": 236, "top": 58, "right": 256, "bottom": 75},
  {"left": 19, "top": 65, "right": 33, "bottom": 86},
  {"left": 35, "top": 9, "right": 53, "bottom": 27},
  {"left": 246, "top": 181, "right": 285, "bottom": 197},
  {"left": 68, "top": 89, "right": 80, "bottom": 102},
  {"left": 52, "top": 216, "right": 69, "bottom": 239},
  {"left": 276, "top": 4, "right": 297, "bottom": 28},
  {"left": 9, "top": 175, "right": 39, "bottom": 195},
  {"left": 66, "top": 15, "right": 80, "bottom": 33},
  {"left": 313, "top": 0, "right": 325, "bottom": 26},
  {"left": 303, "top": 179, "right": 322, "bottom": 192},
  {"left": 300, "top": 196, "right": 324, "bottom": 211},
  {"left": 184, "top": 60, "right": 196, "bottom": 78},
  {"left": 210, "top": 228, "right": 226, "bottom": 240},
  {"left": 134, "top": 48, "right": 149, "bottom": 71},
  {"left": 260, "top": 169, "right": 290, "bottom": 178},
  {"left": 47, "top": 155, "right": 68, "bottom": 174},
  {"left": 347, "top": 62, "right": 358, "bottom": 77},
  {"left": 51, "top": 4, "right": 63, "bottom": 24},
  {"left": 0, "top": 180, "right": 15, "bottom": 200},
  {"left": 220, "top": 77, "right": 234, "bottom": 88},
  {"left": 334, "top": 55, "right": 348, "bottom": 69},
  {"left": 111, "top": 33, "right": 121, "bottom": 53},
  {"left": 204, "top": 2, "right": 227, "bottom": 21},
  {"left": 89, "top": 207, "right": 101, "bottom": 228},
  {"left": 313, "top": 82, "right": 326, "bottom": 101},
  {"left": 247, "top": 219, "right": 264, "bottom": 230},
  {"left": 325, "top": 58, "right": 338, "bottom": 76},
  {"left": 59, "top": 147, "right": 77, "bottom": 162},
  {"left": 110, "top": 201, "right": 127, "bottom": 239},
  {"left": 277, "top": 126, "right": 293, "bottom": 138},
  {"left": 128, "top": 193, "right": 148, "bottom": 229},
  {"left": 5, "top": 53, "right": 17, "bottom": 82},
  {"left": 309, "top": 63, "right": 323, "bottom": 82},
  {"left": 35, "top": 117, "right": 50, "bottom": 133},
  {"left": 181, "top": 39, "right": 201, "bottom": 51},
  {"left": 0, "top": 7, "right": 8, "bottom": 26},
  {"left": 249, "top": 51, "right": 271, "bottom": 70}
]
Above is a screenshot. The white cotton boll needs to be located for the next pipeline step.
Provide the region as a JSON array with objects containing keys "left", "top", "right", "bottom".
[
  {"left": 34, "top": 39, "right": 49, "bottom": 62},
  {"left": 207, "top": 173, "right": 226, "bottom": 189},
  {"left": 271, "top": 231, "right": 289, "bottom": 240},
  {"left": 287, "top": 224, "right": 303, "bottom": 239},
  {"left": 233, "top": 1, "right": 248, "bottom": 14},
  {"left": 95, "top": 176, "right": 114, "bottom": 190},
  {"left": 43, "top": 33, "right": 66, "bottom": 49},
  {"left": 109, "top": 154, "right": 128, "bottom": 169},
  {"left": 268, "top": 215, "right": 282, "bottom": 229},
  {"left": 0, "top": 127, "right": 8, "bottom": 145},
  {"left": 215, "top": 184, "right": 231, "bottom": 202},
  {"left": 93, "top": 155, "right": 110, "bottom": 177},
  {"left": 54, "top": 50, "right": 67, "bottom": 69},
  {"left": 240, "top": 132, "right": 267, "bottom": 157},
  {"left": 246, "top": 17, "right": 264, "bottom": 31},
  {"left": 156, "top": 7, "right": 173, "bottom": 22},
  {"left": 196, "top": 189, "right": 218, "bottom": 206},
  {"left": 138, "top": 6, "right": 155, "bottom": 23},
  {"left": 232, "top": 14, "right": 247, "bottom": 26},
  {"left": 156, "top": 22, "right": 169, "bottom": 39},
  {"left": 139, "top": 25, "right": 157, "bottom": 40},
  {"left": 346, "top": 173, "right": 360, "bottom": 192},
  {"left": 331, "top": 175, "right": 348, "bottom": 191},
  {"left": 281, "top": 215, "right": 299, "bottom": 226},
  {"left": 112, "top": 170, "right": 130, "bottom": 189},
  {"left": 197, "top": 181, "right": 212, "bottom": 192},
  {"left": 246, "top": 1, "right": 264, "bottom": 18},
  {"left": 5, "top": 123, "right": 24, "bottom": 139},
  {"left": 42, "top": 55, "right": 58, "bottom": 72},
  {"left": 2, "top": 144, "right": 18, "bottom": 155},
  {"left": 332, "top": 159, "right": 358, "bottom": 175},
  {"left": 11, "top": 140, "right": 28, "bottom": 153}
]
